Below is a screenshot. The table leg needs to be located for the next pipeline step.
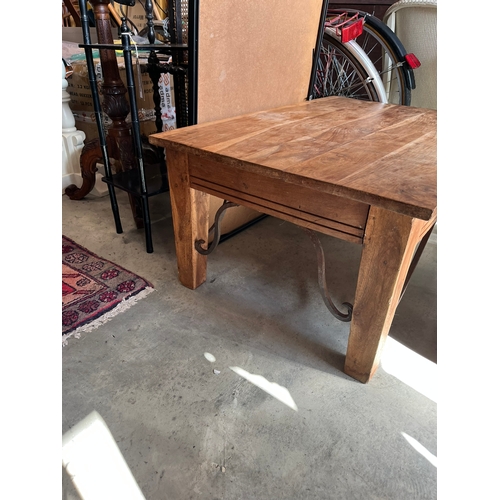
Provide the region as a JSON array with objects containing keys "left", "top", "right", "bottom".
[
  {"left": 165, "top": 149, "right": 210, "bottom": 289},
  {"left": 344, "top": 206, "right": 425, "bottom": 383}
]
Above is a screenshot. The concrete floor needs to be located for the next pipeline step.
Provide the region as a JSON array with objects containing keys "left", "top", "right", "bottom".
[{"left": 62, "top": 189, "right": 437, "bottom": 500}]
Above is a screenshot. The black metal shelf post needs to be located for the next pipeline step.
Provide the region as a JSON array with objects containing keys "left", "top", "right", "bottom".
[{"left": 78, "top": 0, "right": 123, "bottom": 235}]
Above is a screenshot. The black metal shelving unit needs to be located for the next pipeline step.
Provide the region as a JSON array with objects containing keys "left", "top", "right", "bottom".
[{"left": 76, "top": 0, "right": 198, "bottom": 253}]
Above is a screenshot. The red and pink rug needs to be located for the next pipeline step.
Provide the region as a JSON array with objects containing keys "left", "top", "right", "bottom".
[{"left": 62, "top": 236, "right": 154, "bottom": 344}]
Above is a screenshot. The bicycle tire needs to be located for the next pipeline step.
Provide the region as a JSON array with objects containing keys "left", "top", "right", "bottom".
[
  {"left": 328, "top": 9, "right": 414, "bottom": 105},
  {"left": 313, "top": 30, "right": 384, "bottom": 103}
]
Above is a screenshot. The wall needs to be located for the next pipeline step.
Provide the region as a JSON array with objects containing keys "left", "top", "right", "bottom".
[{"left": 198, "top": 0, "right": 323, "bottom": 123}]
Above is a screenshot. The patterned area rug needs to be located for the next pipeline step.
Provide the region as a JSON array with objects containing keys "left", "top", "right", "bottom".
[{"left": 62, "top": 236, "right": 154, "bottom": 345}]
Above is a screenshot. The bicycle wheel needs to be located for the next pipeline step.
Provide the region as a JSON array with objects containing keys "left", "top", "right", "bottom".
[
  {"left": 313, "top": 30, "right": 383, "bottom": 102},
  {"left": 328, "top": 9, "right": 413, "bottom": 105}
]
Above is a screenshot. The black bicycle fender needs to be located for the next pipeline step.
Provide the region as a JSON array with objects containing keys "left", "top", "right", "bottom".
[{"left": 328, "top": 9, "right": 416, "bottom": 90}]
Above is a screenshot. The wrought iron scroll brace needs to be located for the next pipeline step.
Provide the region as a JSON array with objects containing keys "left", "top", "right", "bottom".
[
  {"left": 195, "top": 201, "right": 239, "bottom": 255},
  {"left": 302, "top": 227, "right": 353, "bottom": 322}
]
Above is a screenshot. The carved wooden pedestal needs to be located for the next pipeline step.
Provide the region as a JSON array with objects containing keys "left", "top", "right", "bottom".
[{"left": 65, "top": 0, "right": 143, "bottom": 228}]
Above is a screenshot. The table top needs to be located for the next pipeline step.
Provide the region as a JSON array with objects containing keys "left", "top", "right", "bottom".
[{"left": 150, "top": 96, "right": 437, "bottom": 221}]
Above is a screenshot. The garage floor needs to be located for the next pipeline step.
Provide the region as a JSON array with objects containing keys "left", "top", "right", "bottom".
[{"left": 62, "top": 189, "right": 437, "bottom": 500}]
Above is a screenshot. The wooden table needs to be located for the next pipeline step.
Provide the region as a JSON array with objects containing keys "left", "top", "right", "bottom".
[{"left": 150, "top": 96, "right": 437, "bottom": 383}]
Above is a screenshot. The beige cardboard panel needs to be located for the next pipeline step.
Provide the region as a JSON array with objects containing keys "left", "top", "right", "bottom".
[
  {"left": 126, "top": 4, "right": 149, "bottom": 32},
  {"left": 199, "top": 0, "right": 323, "bottom": 229},
  {"left": 198, "top": 0, "right": 323, "bottom": 124}
]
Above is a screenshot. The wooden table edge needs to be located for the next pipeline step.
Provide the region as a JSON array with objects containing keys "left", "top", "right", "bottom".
[{"left": 149, "top": 137, "right": 436, "bottom": 222}]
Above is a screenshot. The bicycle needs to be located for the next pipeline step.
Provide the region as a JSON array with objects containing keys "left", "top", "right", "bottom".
[{"left": 310, "top": 7, "right": 420, "bottom": 106}]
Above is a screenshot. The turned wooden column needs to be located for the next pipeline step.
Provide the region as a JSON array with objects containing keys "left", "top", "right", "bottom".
[
  {"left": 91, "top": 0, "right": 136, "bottom": 172},
  {"left": 65, "top": 0, "right": 143, "bottom": 228}
]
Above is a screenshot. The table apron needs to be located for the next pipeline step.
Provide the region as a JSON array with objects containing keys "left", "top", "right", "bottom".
[{"left": 188, "top": 154, "right": 369, "bottom": 245}]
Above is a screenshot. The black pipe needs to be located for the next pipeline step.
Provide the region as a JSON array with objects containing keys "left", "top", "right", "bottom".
[
  {"left": 188, "top": 0, "right": 199, "bottom": 125},
  {"left": 307, "top": 0, "right": 329, "bottom": 101},
  {"left": 78, "top": 0, "right": 123, "bottom": 233}
]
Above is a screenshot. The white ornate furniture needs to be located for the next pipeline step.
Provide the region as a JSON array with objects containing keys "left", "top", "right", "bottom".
[{"left": 62, "top": 60, "right": 108, "bottom": 196}]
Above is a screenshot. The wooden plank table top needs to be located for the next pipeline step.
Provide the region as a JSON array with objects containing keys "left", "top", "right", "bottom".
[{"left": 150, "top": 96, "right": 437, "bottom": 383}]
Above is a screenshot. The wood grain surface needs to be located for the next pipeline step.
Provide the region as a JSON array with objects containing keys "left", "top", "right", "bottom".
[
  {"left": 164, "top": 149, "right": 210, "bottom": 289},
  {"left": 344, "top": 206, "right": 428, "bottom": 382},
  {"left": 151, "top": 96, "right": 437, "bottom": 221}
]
